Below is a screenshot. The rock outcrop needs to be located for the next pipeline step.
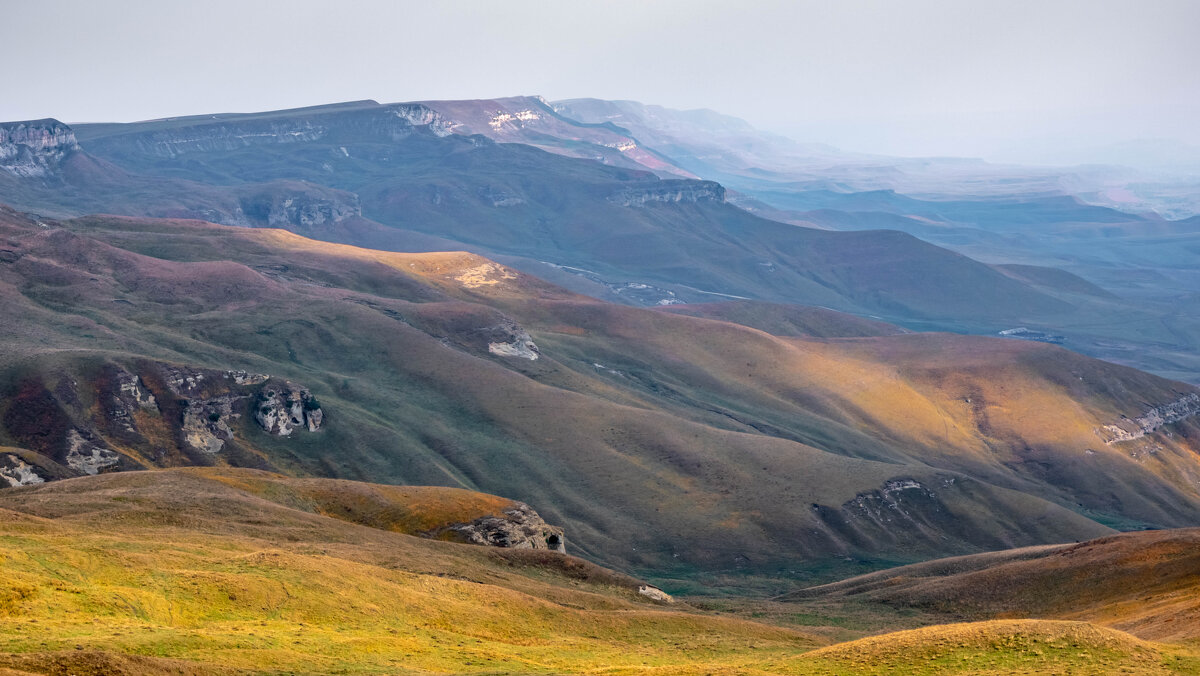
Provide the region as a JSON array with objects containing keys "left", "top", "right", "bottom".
[
  {"left": 65, "top": 429, "right": 120, "bottom": 474},
  {"left": 608, "top": 180, "right": 725, "bottom": 207},
  {"left": 638, "top": 585, "right": 674, "bottom": 603},
  {"left": 0, "top": 119, "right": 79, "bottom": 177},
  {"left": 236, "top": 186, "right": 361, "bottom": 228},
  {"left": 0, "top": 453, "right": 45, "bottom": 487},
  {"left": 484, "top": 319, "right": 541, "bottom": 360},
  {"left": 440, "top": 502, "right": 566, "bottom": 552},
  {"left": 390, "top": 103, "right": 455, "bottom": 137},
  {"left": 1098, "top": 393, "right": 1200, "bottom": 444},
  {"left": 255, "top": 382, "right": 324, "bottom": 436}
]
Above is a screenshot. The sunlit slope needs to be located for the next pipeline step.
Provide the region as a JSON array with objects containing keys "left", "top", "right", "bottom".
[
  {"left": 0, "top": 470, "right": 817, "bottom": 675},
  {"left": 655, "top": 300, "right": 907, "bottom": 338},
  {"left": 3, "top": 472, "right": 1196, "bottom": 675},
  {"left": 784, "top": 528, "right": 1200, "bottom": 642},
  {"left": 494, "top": 297, "right": 1200, "bottom": 531}
]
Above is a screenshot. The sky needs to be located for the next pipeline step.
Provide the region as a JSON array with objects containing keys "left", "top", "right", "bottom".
[{"left": 4, "top": 0, "right": 1198, "bottom": 165}]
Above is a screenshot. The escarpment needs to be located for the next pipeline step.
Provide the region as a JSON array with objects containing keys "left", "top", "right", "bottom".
[{"left": 0, "top": 119, "right": 79, "bottom": 178}]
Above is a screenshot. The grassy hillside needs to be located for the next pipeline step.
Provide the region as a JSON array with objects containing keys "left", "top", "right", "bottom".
[
  {"left": 4, "top": 207, "right": 1200, "bottom": 591},
  {"left": 0, "top": 470, "right": 818, "bottom": 675},
  {"left": 2, "top": 470, "right": 1198, "bottom": 675}
]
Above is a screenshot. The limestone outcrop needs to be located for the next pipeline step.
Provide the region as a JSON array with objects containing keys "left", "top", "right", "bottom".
[
  {"left": 0, "top": 119, "right": 79, "bottom": 177},
  {"left": 255, "top": 382, "right": 324, "bottom": 436},
  {"left": 0, "top": 453, "right": 45, "bottom": 487},
  {"left": 487, "top": 321, "right": 541, "bottom": 361},
  {"left": 439, "top": 502, "right": 566, "bottom": 552}
]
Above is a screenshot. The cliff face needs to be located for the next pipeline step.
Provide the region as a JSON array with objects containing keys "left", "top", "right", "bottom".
[
  {"left": 0, "top": 119, "right": 79, "bottom": 177},
  {"left": 608, "top": 180, "right": 726, "bottom": 207}
]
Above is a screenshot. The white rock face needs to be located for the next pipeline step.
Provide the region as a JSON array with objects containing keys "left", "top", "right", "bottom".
[
  {"left": 0, "top": 119, "right": 79, "bottom": 177},
  {"left": 0, "top": 454, "right": 45, "bottom": 487},
  {"left": 454, "top": 262, "right": 518, "bottom": 288},
  {"left": 389, "top": 103, "right": 455, "bottom": 137},
  {"left": 488, "top": 109, "right": 541, "bottom": 131},
  {"left": 65, "top": 430, "right": 120, "bottom": 475},
  {"left": 488, "top": 338, "right": 540, "bottom": 360},
  {"left": 255, "top": 382, "right": 323, "bottom": 436}
]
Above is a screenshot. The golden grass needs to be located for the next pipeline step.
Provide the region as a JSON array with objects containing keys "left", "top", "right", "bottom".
[
  {"left": 0, "top": 470, "right": 820, "bottom": 674},
  {"left": 790, "top": 620, "right": 1200, "bottom": 675}
]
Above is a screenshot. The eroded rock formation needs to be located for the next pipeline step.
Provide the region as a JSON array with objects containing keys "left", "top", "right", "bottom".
[
  {"left": 255, "top": 382, "right": 324, "bottom": 436},
  {"left": 438, "top": 502, "right": 566, "bottom": 552},
  {"left": 0, "top": 454, "right": 45, "bottom": 487},
  {"left": 487, "top": 320, "right": 541, "bottom": 361}
]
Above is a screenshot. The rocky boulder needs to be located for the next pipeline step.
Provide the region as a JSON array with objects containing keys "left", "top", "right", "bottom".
[{"left": 440, "top": 502, "right": 566, "bottom": 552}]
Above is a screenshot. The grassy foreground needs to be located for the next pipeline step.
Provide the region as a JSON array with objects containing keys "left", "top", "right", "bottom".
[{"left": 1, "top": 471, "right": 1199, "bottom": 675}]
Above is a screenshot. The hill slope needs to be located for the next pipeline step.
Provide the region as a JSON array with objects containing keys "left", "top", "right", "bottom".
[{"left": 4, "top": 207, "right": 1200, "bottom": 588}]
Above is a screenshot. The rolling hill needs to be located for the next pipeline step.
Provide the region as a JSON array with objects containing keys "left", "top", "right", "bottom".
[
  {"left": 783, "top": 528, "right": 1200, "bottom": 642},
  {"left": 2, "top": 469, "right": 1198, "bottom": 674}
]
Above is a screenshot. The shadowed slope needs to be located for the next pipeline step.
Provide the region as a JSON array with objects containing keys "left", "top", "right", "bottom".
[{"left": 782, "top": 528, "right": 1200, "bottom": 642}]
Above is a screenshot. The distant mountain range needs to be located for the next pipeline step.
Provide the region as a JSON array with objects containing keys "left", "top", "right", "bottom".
[{"left": 3, "top": 97, "right": 1197, "bottom": 383}]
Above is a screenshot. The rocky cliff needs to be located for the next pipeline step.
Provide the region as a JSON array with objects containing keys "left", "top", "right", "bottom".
[
  {"left": 0, "top": 119, "right": 79, "bottom": 178},
  {"left": 608, "top": 180, "right": 726, "bottom": 207}
]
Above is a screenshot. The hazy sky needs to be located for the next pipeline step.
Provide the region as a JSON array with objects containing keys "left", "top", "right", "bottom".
[{"left": 4, "top": 0, "right": 1197, "bottom": 164}]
